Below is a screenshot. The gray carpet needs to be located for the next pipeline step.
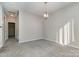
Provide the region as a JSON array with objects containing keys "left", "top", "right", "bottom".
[{"left": 0, "top": 38, "right": 79, "bottom": 57}]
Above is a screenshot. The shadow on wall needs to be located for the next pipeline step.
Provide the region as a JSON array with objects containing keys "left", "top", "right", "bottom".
[{"left": 56, "top": 20, "right": 74, "bottom": 46}]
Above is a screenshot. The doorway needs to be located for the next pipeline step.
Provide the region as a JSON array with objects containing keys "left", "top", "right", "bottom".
[{"left": 8, "top": 22, "right": 15, "bottom": 38}]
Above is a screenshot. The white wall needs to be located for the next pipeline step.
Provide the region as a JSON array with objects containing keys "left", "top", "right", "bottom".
[
  {"left": 4, "top": 16, "right": 8, "bottom": 41},
  {"left": 0, "top": 5, "right": 3, "bottom": 48},
  {"left": 0, "top": 5, "right": 5, "bottom": 48},
  {"left": 19, "top": 10, "right": 43, "bottom": 43},
  {"left": 15, "top": 12, "right": 19, "bottom": 40},
  {"left": 45, "top": 3, "right": 79, "bottom": 48}
]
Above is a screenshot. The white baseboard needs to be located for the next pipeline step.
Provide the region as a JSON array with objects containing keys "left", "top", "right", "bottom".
[
  {"left": 19, "top": 38, "right": 43, "bottom": 43},
  {"left": 45, "top": 39, "right": 79, "bottom": 48},
  {"left": 19, "top": 38, "right": 79, "bottom": 49},
  {"left": 45, "top": 38, "right": 63, "bottom": 46},
  {"left": 68, "top": 44, "right": 79, "bottom": 49}
]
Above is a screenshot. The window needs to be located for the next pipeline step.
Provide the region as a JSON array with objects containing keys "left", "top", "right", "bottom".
[
  {"left": 57, "top": 20, "right": 74, "bottom": 45},
  {"left": 59, "top": 28, "right": 63, "bottom": 45}
]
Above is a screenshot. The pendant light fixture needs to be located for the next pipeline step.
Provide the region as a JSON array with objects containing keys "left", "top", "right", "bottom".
[{"left": 43, "top": 2, "right": 48, "bottom": 19}]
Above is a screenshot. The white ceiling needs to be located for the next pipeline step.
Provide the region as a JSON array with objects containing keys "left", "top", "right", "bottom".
[{"left": 2, "top": 2, "right": 71, "bottom": 16}]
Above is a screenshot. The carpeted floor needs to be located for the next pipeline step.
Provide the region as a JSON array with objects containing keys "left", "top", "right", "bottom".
[{"left": 0, "top": 38, "right": 79, "bottom": 57}]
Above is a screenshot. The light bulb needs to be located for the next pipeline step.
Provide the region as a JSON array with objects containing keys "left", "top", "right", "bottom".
[{"left": 43, "top": 13, "right": 48, "bottom": 18}]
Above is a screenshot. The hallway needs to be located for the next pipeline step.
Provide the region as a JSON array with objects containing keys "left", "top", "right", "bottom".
[{"left": 0, "top": 38, "right": 79, "bottom": 57}]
